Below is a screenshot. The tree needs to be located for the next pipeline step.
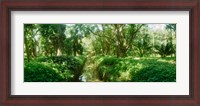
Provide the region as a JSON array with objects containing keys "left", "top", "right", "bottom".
[
  {"left": 24, "top": 24, "right": 39, "bottom": 62},
  {"left": 90, "top": 24, "right": 144, "bottom": 57},
  {"left": 69, "top": 24, "right": 88, "bottom": 56},
  {"left": 135, "top": 34, "right": 152, "bottom": 57},
  {"left": 165, "top": 24, "right": 176, "bottom": 56},
  {"left": 166, "top": 24, "right": 176, "bottom": 32},
  {"left": 24, "top": 23, "right": 176, "bottom": 58},
  {"left": 155, "top": 41, "right": 175, "bottom": 57},
  {"left": 39, "top": 24, "right": 66, "bottom": 56}
]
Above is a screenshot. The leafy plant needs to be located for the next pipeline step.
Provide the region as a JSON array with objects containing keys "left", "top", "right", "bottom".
[
  {"left": 97, "top": 57, "right": 176, "bottom": 82},
  {"left": 24, "top": 62, "right": 65, "bottom": 82},
  {"left": 97, "top": 57, "right": 120, "bottom": 81},
  {"left": 155, "top": 41, "right": 175, "bottom": 57},
  {"left": 33, "top": 56, "right": 86, "bottom": 82},
  {"left": 135, "top": 34, "right": 152, "bottom": 57},
  {"left": 131, "top": 62, "right": 176, "bottom": 82}
]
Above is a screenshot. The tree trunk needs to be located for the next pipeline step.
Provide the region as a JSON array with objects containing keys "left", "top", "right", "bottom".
[
  {"left": 57, "top": 48, "right": 62, "bottom": 56},
  {"left": 24, "top": 37, "right": 30, "bottom": 62},
  {"left": 73, "top": 38, "right": 77, "bottom": 56}
]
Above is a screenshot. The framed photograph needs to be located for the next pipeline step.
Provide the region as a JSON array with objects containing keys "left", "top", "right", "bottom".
[{"left": 1, "top": 0, "right": 200, "bottom": 106}]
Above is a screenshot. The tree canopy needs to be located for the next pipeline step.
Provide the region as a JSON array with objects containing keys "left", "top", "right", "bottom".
[{"left": 24, "top": 24, "right": 176, "bottom": 60}]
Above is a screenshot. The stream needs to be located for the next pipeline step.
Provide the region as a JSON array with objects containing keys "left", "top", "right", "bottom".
[{"left": 79, "top": 54, "right": 100, "bottom": 82}]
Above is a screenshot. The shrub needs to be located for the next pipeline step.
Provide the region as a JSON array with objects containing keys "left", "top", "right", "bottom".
[
  {"left": 99, "top": 57, "right": 119, "bottom": 66},
  {"left": 155, "top": 42, "right": 175, "bottom": 58},
  {"left": 24, "top": 62, "right": 65, "bottom": 82},
  {"left": 97, "top": 57, "right": 176, "bottom": 82},
  {"left": 34, "top": 56, "right": 86, "bottom": 81},
  {"left": 131, "top": 62, "right": 176, "bottom": 82},
  {"left": 97, "top": 57, "right": 121, "bottom": 81}
]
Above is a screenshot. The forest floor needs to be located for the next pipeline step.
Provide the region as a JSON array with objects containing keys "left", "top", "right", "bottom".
[{"left": 81, "top": 52, "right": 101, "bottom": 82}]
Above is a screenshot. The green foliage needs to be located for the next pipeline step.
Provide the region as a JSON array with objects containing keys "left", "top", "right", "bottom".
[
  {"left": 166, "top": 24, "right": 176, "bottom": 32},
  {"left": 155, "top": 41, "right": 175, "bottom": 57},
  {"left": 39, "top": 24, "right": 66, "bottom": 56},
  {"left": 135, "top": 34, "right": 152, "bottom": 57},
  {"left": 97, "top": 57, "right": 121, "bottom": 81},
  {"left": 131, "top": 62, "right": 176, "bottom": 82},
  {"left": 24, "top": 24, "right": 176, "bottom": 82},
  {"left": 99, "top": 57, "right": 119, "bottom": 66},
  {"left": 24, "top": 24, "right": 39, "bottom": 61},
  {"left": 24, "top": 62, "right": 65, "bottom": 82},
  {"left": 69, "top": 24, "right": 91, "bottom": 56},
  {"left": 97, "top": 57, "right": 176, "bottom": 82},
  {"left": 36, "top": 56, "right": 86, "bottom": 81},
  {"left": 25, "top": 56, "right": 86, "bottom": 82}
]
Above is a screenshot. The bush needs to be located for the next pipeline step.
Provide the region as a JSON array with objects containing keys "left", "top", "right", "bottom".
[
  {"left": 131, "top": 62, "right": 176, "bottom": 82},
  {"left": 24, "top": 62, "right": 65, "bottom": 82},
  {"left": 97, "top": 57, "right": 176, "bottom": 82},
  {"left": 34, "top": 56, "right": 86, "bottom": 81},
  {"left": 97, "top": 57, "right": 121, "bottom": 81},
  {"left": 99, "top": 57, "right": 119, "bottom": 66},
  {"left": 155, "top": 42, "right": 175, "bottom": 58}
]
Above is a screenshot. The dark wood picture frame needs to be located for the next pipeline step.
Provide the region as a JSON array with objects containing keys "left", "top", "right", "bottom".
[{"left": 0, "top": 0, "right": 200, "bottom": 106}]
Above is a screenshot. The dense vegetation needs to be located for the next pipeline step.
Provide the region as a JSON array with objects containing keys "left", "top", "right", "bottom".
[{"left": 24, "top": 24, "right": 176, "bottom": 82}]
